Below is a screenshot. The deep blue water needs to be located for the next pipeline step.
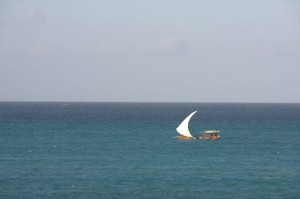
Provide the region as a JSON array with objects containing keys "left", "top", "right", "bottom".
[{"left": 0, "top": 102, "right": 299, "bottom": 199}]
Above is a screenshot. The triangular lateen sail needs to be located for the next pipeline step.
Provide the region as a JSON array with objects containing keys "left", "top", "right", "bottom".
[{"left": 176, "top": 111, "right": 197, "bottom": 138}]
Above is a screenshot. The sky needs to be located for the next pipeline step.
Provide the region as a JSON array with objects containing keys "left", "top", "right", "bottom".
[{"left": 0, "top": 0, "right": 299, "bottom": 103}]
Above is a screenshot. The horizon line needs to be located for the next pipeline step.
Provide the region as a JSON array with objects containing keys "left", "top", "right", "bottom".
[{"left": 0, "top": 100, "right": 299, "bottom": 104}]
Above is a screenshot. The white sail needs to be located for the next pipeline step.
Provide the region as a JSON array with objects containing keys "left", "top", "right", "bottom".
[{"left": 176, "top": 111, "right": 197, "bottom": 138}]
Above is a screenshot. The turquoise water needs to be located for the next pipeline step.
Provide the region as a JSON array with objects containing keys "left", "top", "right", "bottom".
[{"left": 0, "top": 102, "right": 299, "bottom": 198}]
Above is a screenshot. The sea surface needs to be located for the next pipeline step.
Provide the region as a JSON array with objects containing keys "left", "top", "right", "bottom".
[{"left": 0, "top": 102, "right": 299, "bottom": 199}]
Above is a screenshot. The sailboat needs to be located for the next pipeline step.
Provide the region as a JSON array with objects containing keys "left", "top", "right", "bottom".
[{"left": 176, "top": 111, "right": 220, "bottom": 140}]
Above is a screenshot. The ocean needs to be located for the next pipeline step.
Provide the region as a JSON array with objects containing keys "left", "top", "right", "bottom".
[{"left": 0, "top": 102, "right": 299, "bottom": 199}]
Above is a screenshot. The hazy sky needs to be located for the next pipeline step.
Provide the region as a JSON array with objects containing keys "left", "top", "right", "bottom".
[{"left": 1, "top": 0, "right": 299, "bottom": 102}]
